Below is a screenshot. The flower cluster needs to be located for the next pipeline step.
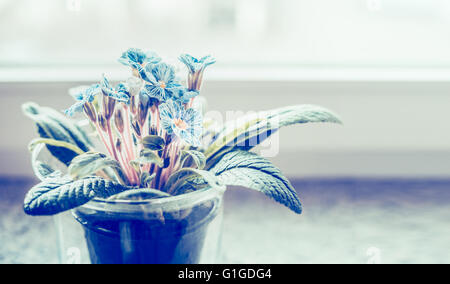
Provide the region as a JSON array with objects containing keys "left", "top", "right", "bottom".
[{"left": 64, "top": 48, "right": 215, "bottom": 188}]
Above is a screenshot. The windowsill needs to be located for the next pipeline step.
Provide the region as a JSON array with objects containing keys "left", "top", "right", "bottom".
[
  {"left": 1, "top": 67, "right": 450, "bottom": 178},
  {"left": 2, "top": 176, "right": 450, "bottom": 263},
  {"left": 2, "top": 66, "right": 450, "bottom": 83}
]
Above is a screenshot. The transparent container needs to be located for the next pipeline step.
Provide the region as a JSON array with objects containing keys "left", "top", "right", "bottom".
[{"left": 54, "top": 185, "right": 225, "bottom": 264}]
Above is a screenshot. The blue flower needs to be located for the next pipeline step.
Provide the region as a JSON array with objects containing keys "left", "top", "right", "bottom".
[
  {"left": 64, "top": 84, "right": 100, "bottom": 116},
  {"left": 140, "top": 63, "right": 183, "bottom": 102},
  {"left": 159, "top": 100, "right": 203, "bottom": 146},
  {"left": 179, "top": 54, "right": 216, "bottom": 91},
  {"left": 101, "top": 75, "right": 130, "bottom": 103},
  {"left": 178, "top": 54, "right": 216, "bottom": 74},
  {"left": 173, "top": 88, "right": 200, "bottom": 104},
  {"left": 118, "top": 48, "right": 161, "bottom": 71}
]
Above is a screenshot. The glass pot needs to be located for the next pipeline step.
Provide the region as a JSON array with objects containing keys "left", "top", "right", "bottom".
[{"left": 54, "top": 185, "right": 225, "bottom": 264}]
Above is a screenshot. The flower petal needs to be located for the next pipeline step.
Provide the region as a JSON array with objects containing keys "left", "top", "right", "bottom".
[
  {"left": 119, "top": 48, "right": 161, "bottom": 69},
  {"left": 64, "top": 101, "right": 84, "bottom": 117},
  {"left": 152, "top": 62, "right": 176, "bottom": 83},
  {"left": 179, "top": 53, "right": 216, "bottom": 73},
  {"left": 159, "top": 100, "right": 203, "bottom": 146}
]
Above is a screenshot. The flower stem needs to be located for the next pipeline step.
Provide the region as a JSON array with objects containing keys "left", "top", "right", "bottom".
[
  {"left": 123, "top": 106, "right": 136, "bottom": 161},
  {"left": 106, "top": 120, "right": 120, "bottom": 163},
  {"left": 119, "top": 131, "right": 139, "bottom": 185},
  {"left": 118, "top": 147, "right": 137, "bottom": 186},
  {"left": 95, "top": 123, "right": 114, "bottom": 157},
  {"left": 154, "top": 140, "right": 170, "bottom": 190}
]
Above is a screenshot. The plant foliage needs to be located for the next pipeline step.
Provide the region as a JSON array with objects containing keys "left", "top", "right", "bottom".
[
  {"left": 209, "top": 150, "right": 302, "bottom": 213},
  {"left": 22, "top": 102, "right": 92, "bottom": 166},
  {"left": 24, "top": 175, "right": 129, "bottom": 216},
  {"left": 22, "top": 48, "right": 341, "bottom": 216}
]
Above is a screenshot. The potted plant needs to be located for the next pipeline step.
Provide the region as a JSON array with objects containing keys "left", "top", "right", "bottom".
[{"left": 22, "top": 48, "right": 341, "bottom": 264}]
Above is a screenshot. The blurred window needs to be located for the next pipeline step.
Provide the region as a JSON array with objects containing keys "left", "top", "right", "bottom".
[{"left": 1, "top": 0, "right": 450, "bottom": 68}]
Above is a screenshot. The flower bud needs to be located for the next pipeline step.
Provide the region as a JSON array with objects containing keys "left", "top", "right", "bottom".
[
  {"left": 116, "top": 138, "right": 122, "bottom": 153},
  {"left": 130, "top": 96, "right": 138, "bottom": 116},
  {"left": 188, "top": 68, "right": 206, "bottom": 91},
  {"left": 150, "top": 126, "right": 158, "bottom": 136},
  {"left": 131, "top": 120, "right": 141, "bottom": 138},
  {"left": 114, "top": 108, "right": 125, "bottom": 134},
  {"left": 83, "top": 102, "right": 97, "bottom": 123},
  {"left": 98, "top": 114, "right": 108, "bottom": 132},
  {"left": 102, "top": 94, "right": 116, "bottom": 120},
  {"left": 138, "top": 93, "right": 150, "bottom": 128}
]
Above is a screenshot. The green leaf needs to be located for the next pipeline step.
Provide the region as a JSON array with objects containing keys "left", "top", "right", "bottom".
[
  {"left": 170, "top": 176, "right": 218, "bottom": 196},
  {"left": 23, "top": 176, "right": 129, "bottom": 216},
  {"left": 34, "top": 162, "right": 56, "bottom": 180},
  {"left": 30, "top": 143, "right": 53, "bottom": 181},
  {"left": 205, "top": 104, "right": 341, "bottom": 160},
  {"left": 22, "top": 102, "right": 93, "bottom": 166},
  {"left": 209, "top": 150, "right": 302, "bottom": 214},
  {"left": 140, "top": 172, "right": 156, "bottom": 188},
  {"left": 29, "top": 138, "right": 86, "bottom": 155},
  {"left": 180, "top": 150, "right": 206, "bottom": 170},
  {"left": 68, "top": 152, "right": 127, "bottom": 184},
  {"left": 141, "top": 135, "right": 165, "bottom": 151},
  {"left": 131, "top": 149, "right": 164, "bottom": 168},
  {"left": 205, "top": 116, "right": 261, "bottom": 158},
  {"left": 164, "top": 168, "right": 222, "bottom": 195},
  {"left": 107, "top": 188, "right": 171, "bottom": 201}
]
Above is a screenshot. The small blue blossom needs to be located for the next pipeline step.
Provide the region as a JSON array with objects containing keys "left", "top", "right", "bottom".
[
  {"left": 173, "top": 88, "right": 200, "bottom": 104},
  {"left": 179, "top": 54, "right": 216, "bottom": 91},
  {"left": 64, "top": 84, "right": 100, "bottom": 116},
  {"left": 159, "top": 100, "right": 203, "bottom": 146},
  {"left": 178, "top": 54, "right": 216, "bottom": 74},
  {"left": 140, "top": 63, "right": 183, "bottom": 102},
  {"left": 118, "top": 48, "right": 161, "bottom": 71},
  {"left": 101, "top": 75, "right": 131, "bottom": 103}
]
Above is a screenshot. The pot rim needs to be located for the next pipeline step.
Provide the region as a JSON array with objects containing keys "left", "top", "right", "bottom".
[{"left": 81, "top": 184, "right": 226, "bottom": 211}]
